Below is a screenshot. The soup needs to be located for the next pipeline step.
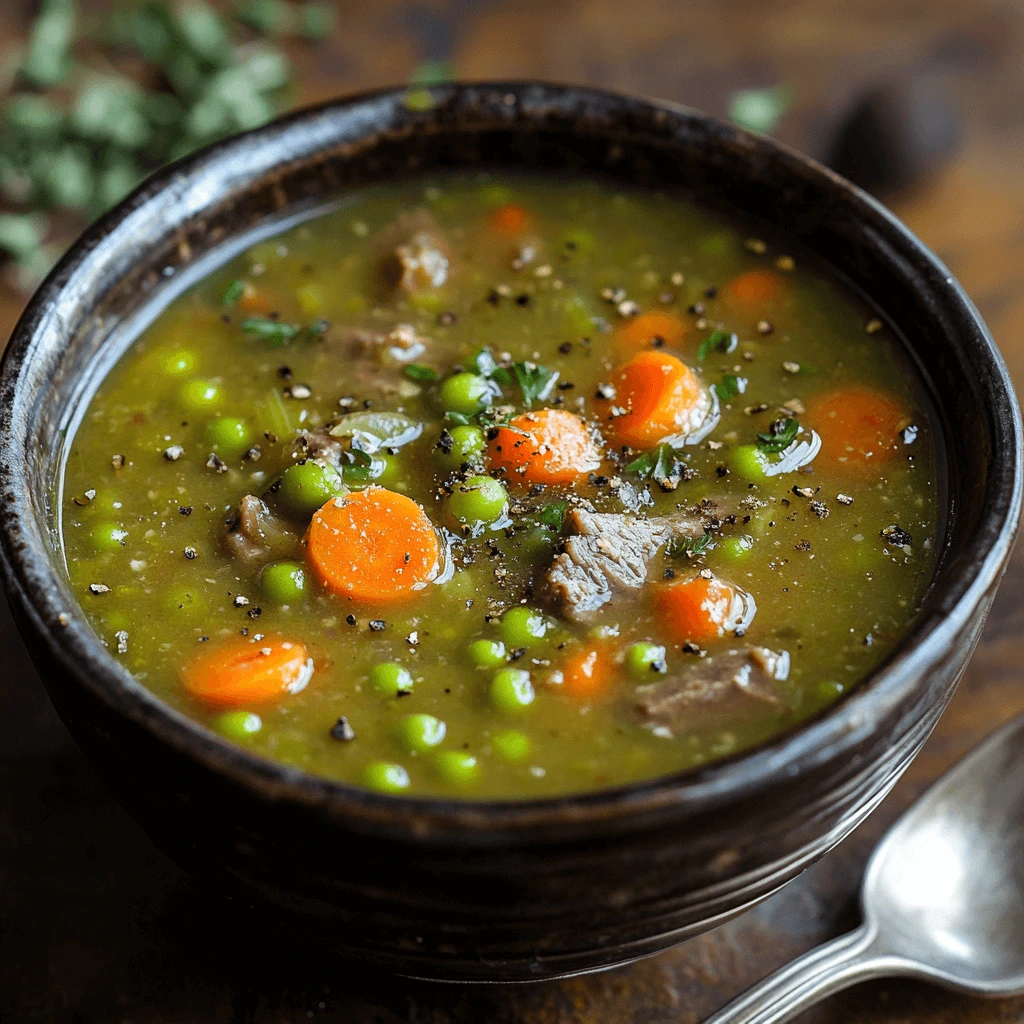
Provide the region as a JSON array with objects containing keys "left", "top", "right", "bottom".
[{"left": 60, "top": 173, "right": 940, "bottom": 798}]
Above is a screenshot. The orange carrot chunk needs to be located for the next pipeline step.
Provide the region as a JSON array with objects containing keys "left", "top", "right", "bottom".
[
  {"left": 181, "top": 636, "right": 313, "bottom": 708},
  {"left": 490, "top": 204, "right": 534, "bottom": 235},
  {"left": 487, "top": 409, "right": 602, "bottom": 485},
  {"left": 307, "top": 487, "right": 440, "bottom": 603},
  {"left": 559, "top": 644, "right": 615, "bottom": 700},
  {"left": 655, "top": 575, "right": 752, "bottom": 645},
  {"left": 721, "top": 269, "right": 785, "bottom": 311},
  {"left": 614, "top": 311, "right": 687, "bottom": 354},
  {"left": 595, "top": 350, "right": 711, "bottom": 450},
  {"left": 805, "top": 387, "right": 905, "bottom": 468}
]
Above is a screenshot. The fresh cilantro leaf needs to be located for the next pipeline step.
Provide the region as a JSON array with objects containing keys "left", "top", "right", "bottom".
[
  {"left": 713, "top": 374, "right": 746, "bottom": 401},
  {"left": 222, "top": 279, "right": 244, "bottom": 306},
  {"left": 240, "top": 317, "right": 298, "bottom": 345},
  {"left": 513, "top": 360, "right": 558, "bottom": 407},
  {"left": 403, "top": 363, "right": 438, "bottom": 381},
  {"left": 667, "top": 532, "right": 713, "bottom": 559},
  {"left": 537, "top": 500, "right": 569, "bottom": 532},
  {"left": 627, "top": 443, "right": 686, "bottom": 491},
  {"left": 697, "top": 330, "right": 738, "bottom": 361},
  {"left": 756, "top": 417, "right": 800, "bottom": 453},
  {"left": 444, "top": 411, "right": 471, "bottom": 426}
]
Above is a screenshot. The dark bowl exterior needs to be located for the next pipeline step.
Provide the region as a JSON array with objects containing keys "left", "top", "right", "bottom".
[{"left": 1, "top": 83, "right": 1020, "bottom": 982}]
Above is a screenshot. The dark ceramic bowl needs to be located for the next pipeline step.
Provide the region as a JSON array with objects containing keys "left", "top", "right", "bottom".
[{"left": 1, "top": 83, "right": 1021, "bottom": 983}]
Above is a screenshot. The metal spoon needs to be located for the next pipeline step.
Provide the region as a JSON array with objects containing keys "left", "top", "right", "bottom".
[{"left": 704, "top": 714, "right": 1024, "bottom": 1023}]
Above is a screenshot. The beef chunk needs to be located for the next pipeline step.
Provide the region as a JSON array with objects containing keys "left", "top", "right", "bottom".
[
  {"left": 546, "top": 508, "right": 704, "bottom": 619},
  {"left": 324, "top": 326, "right": 431, "bottom": 398},
  {"left": 293, "top": 428, "right": 344, "bottom": 469},
  {"left": 375, "top": 210, "right": 450, "bottom": 294},
  {"left": 635, "top": 647, "right": 790, "bottom": 731},
  {"left": 224, "top": 495, "right": 293, "bottom": 567}
]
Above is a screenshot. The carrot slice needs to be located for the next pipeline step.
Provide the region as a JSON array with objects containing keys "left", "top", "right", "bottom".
[
  {"left": 182, "top": 636, "right": 313, "bottom": 708},
  {"left": 490, "top": 204, "right": 534, "bottom": 235},
  {"left": 721, "top": 269, "right": 785, "bottom": 311},
  {"left": 614, "top": 311, "right": 687, "bottom": 354},
  {"left": 595, "top": 350, "right": 711, "bottom": 450},
  {"left": 559, "top": 643, "right": 616, "bottom": 700},
  {"left": 655, "top": 575, "right": 752, "bottom": 644},
  {"left": 307, "top": 487, "right": 440, "bottom": 603},
  {"left": 805, "top": 387, "right": 905, "bottom": 468},
  {"left": 487, "top": 409, "right": 602, "bottom": 485}
]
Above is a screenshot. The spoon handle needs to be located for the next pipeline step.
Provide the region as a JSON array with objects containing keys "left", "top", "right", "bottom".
[{"left": 703, "top": 924, "right": 890, "bottom": 1024}]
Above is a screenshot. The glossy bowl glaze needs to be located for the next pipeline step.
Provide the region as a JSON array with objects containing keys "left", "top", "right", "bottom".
[{"left": 1, "top": 83, "right": 1020, "bottom": 982}]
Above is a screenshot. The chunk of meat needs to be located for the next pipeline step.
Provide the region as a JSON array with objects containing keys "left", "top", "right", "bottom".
[
  {"left": 545, "top": 508, "right": 704, "bottom": 619},
  {"left": 293, "top": 428, "right": 344, "bottom": 469},
  {"left": 352, "top": 323, "right": 430, "bottom": 365},
  {"left": 324, "top": 326, "right": 431, "bottom": 398},
  {"left": 374, "top": 209, "right": 450, "bottom": 295},
  {"left": 224, "top": 495, "right": 294, "bottom": 568},
  {"left": 635, "top": 647, "right": 790, "bottom": 732}
]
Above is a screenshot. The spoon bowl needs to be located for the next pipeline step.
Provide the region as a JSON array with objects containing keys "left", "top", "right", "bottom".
[{"left": 707, "top": 713, "right": 1024, "bottom": 1023}]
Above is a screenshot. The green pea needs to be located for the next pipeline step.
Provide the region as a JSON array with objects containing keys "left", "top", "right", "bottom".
[
  {"left": 435, "top": 750, "right": 479, "bottom": 785},
  {"left": 492, "top": 729, "right": 531, "bottom": 763},
  {"left": 498, "top": 606, "right": 549, "bottom": 648},
  {"left": 490, "top": 668, "right": 535, "bottom": 714},
  {"left": 467, "top": 638, "right": 507, "bottom": 669},
  {"left": 216, "top": 710, "right": 262, "bottom": 741},
  {"left": 90, "top": 522, "right": 128, "bottom": 552},
  {"left": 625, "top": 641, "right": 668, "bottom": 679},
  {"left": 361, "top": 761, "right": 410, "bottom": 794},
  {"left": 395, "top": 714, "right": 447, "bottom": 753},
  {"left": 440, "top": 372, "right": 492, "bottom": 415},
  {"left": 435, "top": 424, "right": 485, "bottom": 470},
  {"left": 205, "top": 416, "right": 252, "bottom": 460},
  {"left": 161, "top": 348, "right": 197, "bottom": 376},
  {"left": 369, "top": 662, "right": 414, "bottom": 696},
  {"left": 719, "top": 535, "right": 754, "bottom": 561},
  {"left": 731, "top": 444, "right": 769, "bottom": 482},
  {"left": 277, "top": 461, "right": 345, "bottom": 517},
  {"left": 179, "top": 378, "right": 223, "bottom": 411},
  {"left": 447, "top": 475, "right": 508, "bottom": 527},
  {"left": 260, "top": 561, "right": 306, "bottom": 603}
]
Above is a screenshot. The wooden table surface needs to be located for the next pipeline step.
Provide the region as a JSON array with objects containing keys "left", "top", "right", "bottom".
[{"left": 2, "top": 1, "right": 1023, "bottom": 1021}]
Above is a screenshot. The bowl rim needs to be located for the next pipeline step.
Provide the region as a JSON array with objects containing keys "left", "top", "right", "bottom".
[{"left": 1, "top": 80, "right": 1021, "bottom": 835}]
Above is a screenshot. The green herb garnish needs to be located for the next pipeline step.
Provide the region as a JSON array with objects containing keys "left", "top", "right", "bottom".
[
  {"left": 697, "top": 331, "right": 738, "bottom": 361},
  {"left": 627, "top": 443, "right": 686, "bottom": 491},
  {"left": 403, "top": 364, "right": 439, "bottom": 382},
  {"left": 536, "top": 500, "right": 569, "bottom": 532},
  {"left": 756, "top": 417, "right": 800, "bottom": 453},
  {"left": 444, "top": 411, "right": 471, "bottom": 425},
  {"left": 667, "top": 532, "right": 713, "bottom": 559},
  {"left": 222, "top": 278, "right": 245, "bottom": 305},
  {"left": 240, "top": 317, "right": 298, "bottom": 344},
  {"left": 512, "top": 360, "right": 558, "bottom": 407},
  {"left": 712, "top": 374, "right": 745, "bottom": 401}
]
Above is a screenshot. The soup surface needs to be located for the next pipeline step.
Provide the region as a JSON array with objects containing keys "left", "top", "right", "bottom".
[{"left": 61, "top": 173, "right": 940, "bottom": 798}]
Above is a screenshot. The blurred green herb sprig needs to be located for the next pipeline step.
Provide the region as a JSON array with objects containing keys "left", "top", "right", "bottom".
[{"left": 0, "top": 0, "right": 334, "bottom": 289}]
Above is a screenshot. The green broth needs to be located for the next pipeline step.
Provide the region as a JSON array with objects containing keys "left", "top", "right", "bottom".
[{"left": 60, "top": 173, "right": 940, "bottom": 798}]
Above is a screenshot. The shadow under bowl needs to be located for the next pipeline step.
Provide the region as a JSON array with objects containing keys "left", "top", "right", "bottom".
[{"left": 0, "top": 83, "right": 1020, "bottom": 982}]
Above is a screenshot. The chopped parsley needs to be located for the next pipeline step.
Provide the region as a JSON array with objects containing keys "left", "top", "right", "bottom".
[
  {"left": 756, "top": 416, "right": 800, "bottom": 453},
  {"left": 667, "top": 532, "right": 713, "bottom": 559},
  {"left": 536, "top": 500, "right": 569, "bottom": 532},
  {"left": 697, "top": 330, "right": 738, "bottom": 361},
  {"left": 513, "top": 360, "right": 558, "bottom": 407},
  {"left": 712, "top": 373, "right": 746, "bottom": 401},
  {"left": 403, "top": 363, "right": 438, "bottom": 381},
  {"left": 222, "top": 279, "right": 244, "bottom": 306},
  {"left": 627, "top": 443, "right": 685, "bottom": 491},
  {"left": 240, "top": 317, "right": 297, "bottom": 345}
]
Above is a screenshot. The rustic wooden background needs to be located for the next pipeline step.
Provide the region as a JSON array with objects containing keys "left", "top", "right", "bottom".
[{"left": 2, "top": 1, "right": 1023, "bottom": 1021}]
